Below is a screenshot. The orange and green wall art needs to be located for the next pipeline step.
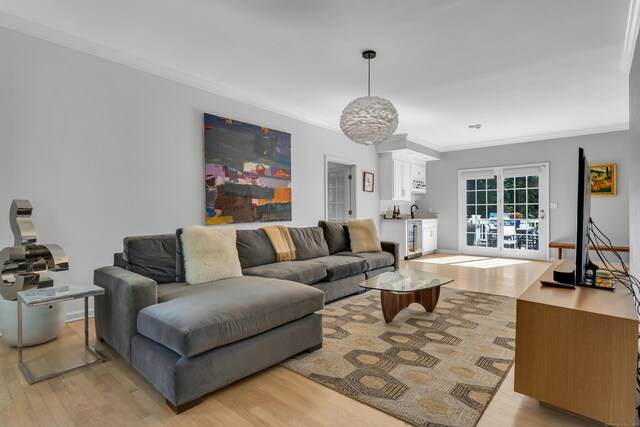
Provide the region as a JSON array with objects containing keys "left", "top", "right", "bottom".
[{"left": 204, "top": 114, "right": 292, "bottom": 224}]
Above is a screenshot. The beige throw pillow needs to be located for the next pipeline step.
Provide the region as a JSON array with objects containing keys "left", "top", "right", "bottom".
[
  {"left": 181, "top": 225, "right": 243, "bottom": 285},
  {"left": 347, "top": 218, "right": 382, "bottom": 253}
]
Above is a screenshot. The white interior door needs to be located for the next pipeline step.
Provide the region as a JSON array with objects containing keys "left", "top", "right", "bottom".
[
  {"left": 458, "top": 164, "right": 549, "bottom": 260},
  {"left": 325, "top": 157, "right": 356, "bottom": 223},
  {"left": 327, "top": 169, "right": 350, "bottom": 222}
]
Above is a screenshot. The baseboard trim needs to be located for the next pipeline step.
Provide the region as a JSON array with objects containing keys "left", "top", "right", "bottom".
[
  {"left": 434, "top": 249, "right": 459, "bottom": 254},
  {"left": 66, "top": 308, "right": 94, "bottom": 322}
]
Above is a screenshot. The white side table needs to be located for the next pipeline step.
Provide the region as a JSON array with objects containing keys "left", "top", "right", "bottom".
[{"left": 17, "top": 284, "right": 106, "bottom": 384}]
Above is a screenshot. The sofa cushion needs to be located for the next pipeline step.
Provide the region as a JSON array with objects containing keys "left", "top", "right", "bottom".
[
  {"left": 137, "top": 276, "right": 324, "bottom": 358},
  {"left": 318, "top": 221, "right": 350, "bottom": 254},
  {"left": 311, "top": 255, "right": 367, "bottom": 282},
  {"left": 242, "top": 261, "right": 326, "bottom": 284},
  {"left": 181, "top": 225, "right": 243, "bottom": 285},
  {"left": 347, "top": 218, "right": 382, "bottom": 253},
  {"left": 177, "top": 228, "right": 278, "bottom": 281},
  {"left": 288, "top": 227, "right": 330, "bottom": 260},
  {"left": 236, "top": 229, "right": 278, "bottom": 269},
  {"left": 236, "top": 230, "right": 276, "bottom": 269},
  {"left": 123, "top": 234, "right": 177, "bottom": 284},
  {"left": 336, "top": 251, "right": 395, "bottom": 270}
]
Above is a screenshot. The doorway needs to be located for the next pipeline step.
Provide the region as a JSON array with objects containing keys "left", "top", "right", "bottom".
[
  {"left": 458, "top": 163, "right": 549, "bottom": 260},
  {"left": 325, "top": 156, "right": 357, "bottom": 223}
]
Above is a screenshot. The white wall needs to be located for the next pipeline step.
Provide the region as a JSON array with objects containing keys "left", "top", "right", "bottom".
[
  {"left": 631, "top": 39, "right": 640, "bottom": 276},
  {"left": 0, "top": 28, "right": 380, "bottom": 318},
  {"left": 416, "top": 131, "right": 630, "bottom": 259}
]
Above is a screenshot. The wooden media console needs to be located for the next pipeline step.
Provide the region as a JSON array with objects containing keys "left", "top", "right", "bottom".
[{"left": 514, "top": 260, "right": 638, "bottom": 425}]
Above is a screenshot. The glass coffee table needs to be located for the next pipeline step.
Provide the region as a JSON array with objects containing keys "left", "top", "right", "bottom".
[{"left": 359, "top": 269, "right": 454, "bottom": 323}]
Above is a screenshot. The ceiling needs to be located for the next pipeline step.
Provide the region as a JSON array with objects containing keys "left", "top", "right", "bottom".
[{"left": 0, "top": 0, "right": 634, "bottom": 151}]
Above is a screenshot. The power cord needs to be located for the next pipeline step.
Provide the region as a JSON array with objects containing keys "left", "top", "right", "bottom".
[{"left": 588, "top": 219, "right": 640, "bottom": 418}]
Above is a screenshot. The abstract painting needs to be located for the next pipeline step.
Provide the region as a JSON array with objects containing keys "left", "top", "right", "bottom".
[
  {"left": 204, "top": 114, "right": 292, "bottom": 224},
  {"left": 590, "top": 163, "right": 616, "bottom": 196}
]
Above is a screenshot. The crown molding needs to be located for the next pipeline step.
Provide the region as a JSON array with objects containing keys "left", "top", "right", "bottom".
[
  {"left": 623, "top": 0, "right": 640, "bottom": 73},
  {"left": 0, "top": 11, "right": 341, "bottom": 133},
  {"left": 0, "top": 11, "right": 630, "bottom": 154},
  {"left": 437, "top": 123, "right": 630, "bottom": 152}
]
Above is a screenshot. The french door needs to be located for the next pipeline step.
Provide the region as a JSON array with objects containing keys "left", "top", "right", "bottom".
[{"left": 458, "top": 164, "right": 549, "bottom": 260}]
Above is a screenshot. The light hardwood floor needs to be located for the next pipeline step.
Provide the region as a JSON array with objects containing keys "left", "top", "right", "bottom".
[{"left": 0, "top": 253, "right": 603, "bottom": 426}]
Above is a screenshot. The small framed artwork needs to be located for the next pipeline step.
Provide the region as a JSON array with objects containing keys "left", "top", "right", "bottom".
[
  {"left": 363, "top": 172, "right": 374, "bottom": 192},
  {"left": 590, "top": 163, "right": 616, "bottom": 196}
]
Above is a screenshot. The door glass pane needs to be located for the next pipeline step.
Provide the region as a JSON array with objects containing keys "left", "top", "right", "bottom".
[
  {"left": 528, "top": 189, "right": 539, "bottom": 203},
  {"left": 515, "top": 176, "right": 526, "bottom": 188},
  {"left": 467, "top": 191, "right": 476, "bottom": 204},
  {"left": 527, "top": 176, "right": 539, "bottom": 188},
  {"left": 487, "top": 190, "right": 497, "bottom": 204},
  {"left": 504, "top": 190, "right": 514, "bottom": 203},
  {"left": 487, "top": 177, "right": 497, "bottom": 189},
  {"left": 516, "top": 189, "right": 526, "bottom": 203},
  {"left": 504, "top": 177, "right": 514, "bottom": 189},
  {"left": 465, "top": 175, "right": 497, "bottom": 248},
  {"left": 477, "top": 191, "right": 487, "bottom": 204}
]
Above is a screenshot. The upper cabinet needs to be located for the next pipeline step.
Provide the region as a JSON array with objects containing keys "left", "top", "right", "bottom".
[
  {"left": 379, "top": 153, "right": 426, "bottom": 201},
  {"left": 410, "top": 163, "right": 426, "bottom": 194},
  {"left": 376, "top": 134, "right": 440, "bottom": 201}
]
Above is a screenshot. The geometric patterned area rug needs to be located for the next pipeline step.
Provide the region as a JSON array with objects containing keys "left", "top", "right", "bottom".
[{"left": 281, "top": 288, "right": 516, "bottom": 427}]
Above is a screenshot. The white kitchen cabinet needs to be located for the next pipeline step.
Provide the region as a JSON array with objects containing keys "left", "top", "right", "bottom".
[
  {"left": 379, "top": 153, "right": 413, "bottom": 201},
  {"left": 411, "top": 163, "right": 426, "bottom": 194},
  {"left": 398, "top": 160, "right": 412, "bottom": 201},
  {"left": 422, "top": 219, "right": 438, "bottom": 254}
]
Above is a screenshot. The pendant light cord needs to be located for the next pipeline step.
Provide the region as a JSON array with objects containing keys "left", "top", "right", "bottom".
[{"left": 367, "top": 57, "right": 371, "bottom": 97}]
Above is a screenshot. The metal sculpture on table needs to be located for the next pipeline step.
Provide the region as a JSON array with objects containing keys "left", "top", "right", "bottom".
[{"left": 0, "top": 200, "right": 68, "bottom": 301}]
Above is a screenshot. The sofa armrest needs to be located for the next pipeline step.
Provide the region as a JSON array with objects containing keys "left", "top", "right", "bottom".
[
  {"left": 381, "top": 241, "right": 400, "bottom": 270},
  {"left": 94, "top": 266, "right": 157, "bottom": 363}
]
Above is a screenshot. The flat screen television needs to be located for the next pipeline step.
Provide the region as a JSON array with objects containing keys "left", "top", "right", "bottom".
[{"left": 575, "top": 147, "right": 599, "bottom": 287}]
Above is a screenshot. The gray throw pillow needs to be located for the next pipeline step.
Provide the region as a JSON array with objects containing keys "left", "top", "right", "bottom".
[
  {"left": 236, "top": 229, "right": 277, "bottom": 269},
  {"left": 318, "top": 220, "right": 350, "bottom": 254},
  {"left": 123, "top": 234, "right": 177, "bottom": 284},
  {"left": 289, "top": 227, "right": 330, "bottom": 260}
]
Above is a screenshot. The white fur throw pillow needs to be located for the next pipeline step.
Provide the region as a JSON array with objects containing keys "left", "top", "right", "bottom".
[
  {"left": 347, "top": 218, "right": 382, "bottom": 253},
  {"left": 181, "top": 225, "right": 243, "bottom": 285}
]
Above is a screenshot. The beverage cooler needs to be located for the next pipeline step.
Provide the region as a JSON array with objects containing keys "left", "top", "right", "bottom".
[{"left": 406, "top": 220, "right": 423, "bottom": 259}]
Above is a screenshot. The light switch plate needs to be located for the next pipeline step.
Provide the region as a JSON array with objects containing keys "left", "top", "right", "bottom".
[{"left": 550, "top": 201, "right": 558, "bottom": 209}]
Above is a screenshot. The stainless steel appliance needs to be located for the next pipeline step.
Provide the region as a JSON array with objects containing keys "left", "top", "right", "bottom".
[{"left": 406, "top": 220, "right": 423, "bottom": 259}]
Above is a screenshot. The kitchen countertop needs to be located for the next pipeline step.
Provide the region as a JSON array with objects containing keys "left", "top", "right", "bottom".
[{"left": 380, "top": 215, "right": 438, "bottom": 221}]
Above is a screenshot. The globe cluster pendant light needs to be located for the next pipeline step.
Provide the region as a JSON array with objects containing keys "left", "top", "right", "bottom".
[{"left": 340, "top": 50, "right": 399, "bottom": 145}]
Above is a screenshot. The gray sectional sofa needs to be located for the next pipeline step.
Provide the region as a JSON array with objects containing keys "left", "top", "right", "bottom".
[
  {"left": 232, "top": 222, "right": 399, "bottom": 302},
  {"left": 93, "top": 221, "right": 398, "bottom": 413}
]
